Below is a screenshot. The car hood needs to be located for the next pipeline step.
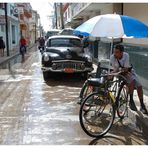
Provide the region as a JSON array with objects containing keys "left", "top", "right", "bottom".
[
  {"left": 44, "top": 47, "right": 85, "bottom": 60},
  {"left": 46, "top": 47, "right": 82, "bottom": 53}
]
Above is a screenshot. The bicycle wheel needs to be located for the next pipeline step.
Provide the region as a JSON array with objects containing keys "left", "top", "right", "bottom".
[
  {"left": 79, "top": 91, "right": 115, "bottom": 138},
  {"left": 116, "top": 83, "right": 128, "bottom": 119},
  {"left": 79, "top": 82, "right": 94, "bottom": 104}
]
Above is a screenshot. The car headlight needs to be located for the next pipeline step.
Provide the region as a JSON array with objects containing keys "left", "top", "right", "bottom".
[
  {"left": 87, "top": 56, "right": 92, "bottom": 63},
  {"left": 44, "top": 54, "right": 50, "bottom": 61}
]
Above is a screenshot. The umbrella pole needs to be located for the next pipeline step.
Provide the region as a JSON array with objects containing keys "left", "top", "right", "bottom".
[
  {"left": 110, "top": 37, "right": 114, "bottom": 55},
  {"left": 108, "top": 37, "right": 114, "bottom": 73}
]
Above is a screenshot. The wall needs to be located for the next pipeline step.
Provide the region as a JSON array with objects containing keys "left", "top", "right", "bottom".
[
  {"left": 0, "top": 3, "right": 20, "bottom": 52},
  {"left": 100, "top": 4, "right": 113, "bottom": 15},
  {"left": 123, "top": 3, "right": 148, "bottom": 46}
]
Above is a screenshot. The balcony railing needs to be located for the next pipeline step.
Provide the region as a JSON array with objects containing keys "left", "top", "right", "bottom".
[
  {"left": 71, "top": 3, "right": 88, "bottom": 18},
  {"left": 64, "top": 3, "right": 89, "bottom": 24}
]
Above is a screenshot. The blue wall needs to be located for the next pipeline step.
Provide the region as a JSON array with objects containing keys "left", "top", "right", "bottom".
[
  {"left": 124, "top": 44, "right": 148, "bottom": 92},
  {"left": 96, "top": 41, "right": 148, "bottom": 93}
]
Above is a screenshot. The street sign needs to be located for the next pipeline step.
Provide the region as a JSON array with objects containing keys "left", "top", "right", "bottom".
[
  {"left": 0, "top": 15, "right": 6, "bottom": 25},
  {"left": 13, "top": 7, "right": 18, "bottom": 15}
]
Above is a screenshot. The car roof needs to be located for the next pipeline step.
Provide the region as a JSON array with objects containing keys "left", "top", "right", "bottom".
[
  {"left": 48, "top": 35, "right": 80, "bottom": 40},
  {"left": 60, "top": 28, "right": 74, "bottom": 31},
  {"left": 47, "top": 29, "right": 61, "bottom": 32}
]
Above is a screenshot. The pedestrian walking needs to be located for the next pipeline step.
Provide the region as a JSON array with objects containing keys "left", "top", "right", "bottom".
[
  {"left": 19, "top": 36, "right": 27, "bottom": 62},
  {"left": 0, "top": 36, "right": 5, "bottom": 57},
  {"left": 38, "top": 37, "right": 45, "bottom": 52}
]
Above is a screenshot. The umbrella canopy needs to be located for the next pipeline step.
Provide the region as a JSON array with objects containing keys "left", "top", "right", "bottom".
[{"left": 74, "top": 14, "right": 148, "bottom": 38}]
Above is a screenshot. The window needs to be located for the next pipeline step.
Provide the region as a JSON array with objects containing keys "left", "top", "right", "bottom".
[
  {"left": 0, "top": 3, "right": 4, "bottom": 9},
  {"left": 68, "top": 8, "right": 70, "bottom": 18},
  {"left": 47, "top": 38, "right": 82, "bottom": 48},
  {"left": 11, "top": 25, "right": 16, "bottom": 44},
  {"left": 1, "top": 25, "right": 5, "bottom": 32}
]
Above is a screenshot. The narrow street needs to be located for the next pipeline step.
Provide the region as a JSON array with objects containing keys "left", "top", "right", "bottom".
[{"left": 0, "top": 46, "right": 147, "bottom": 145}]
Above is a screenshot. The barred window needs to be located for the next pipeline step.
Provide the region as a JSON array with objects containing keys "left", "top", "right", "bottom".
[{"left": 0, "top": 3, "right": 4, "bottom": 9}]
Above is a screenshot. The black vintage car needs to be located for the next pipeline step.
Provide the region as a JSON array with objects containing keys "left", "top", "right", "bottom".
[{"left": 41, "top": 35, "right": 93, "bottom": 80}]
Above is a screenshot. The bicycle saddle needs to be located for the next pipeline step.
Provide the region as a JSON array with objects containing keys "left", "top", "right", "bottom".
[{"left": 87, "top": 78, "right": 104, "bottom": 86}]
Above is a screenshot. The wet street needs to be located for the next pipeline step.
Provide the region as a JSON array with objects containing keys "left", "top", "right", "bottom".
[{"left": 0, "top": 45, "right": 147, "bottom": 145}]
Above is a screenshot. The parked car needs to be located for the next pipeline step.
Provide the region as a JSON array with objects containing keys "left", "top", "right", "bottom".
[
  {"left": 59, "top": 28, "right": 74, "bottom": 35},
  {"left": 41, "top": 35, "right": 93, "bottom": 80},
  {"left": 45, "top": 29, "right": 61, "bottom": 40}
]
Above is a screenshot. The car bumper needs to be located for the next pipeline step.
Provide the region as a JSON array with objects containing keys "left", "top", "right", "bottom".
[{"left": 41, "top": 66, "right": 93, "bottom": 73}]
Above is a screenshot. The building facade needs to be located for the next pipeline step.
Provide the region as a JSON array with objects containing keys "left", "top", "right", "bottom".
[
  {"left": 0, "top": 3, "right": 20, "bottom": 53},
  {"left": 17, "top": 3, "right": 32, "bottom": 45},
  {"left": 0, "top": 3, "right": 42, "bottom": 55},
  {"left": 63, "top": 3, "right": 148, "bottom": 92},
  {"left": 29, "top": 10, "right": 40, "bottom": 44}
]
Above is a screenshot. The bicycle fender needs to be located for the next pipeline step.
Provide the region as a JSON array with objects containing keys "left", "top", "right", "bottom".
[{"left": 109, "top": 91, "right": 116, "bottom": 103}]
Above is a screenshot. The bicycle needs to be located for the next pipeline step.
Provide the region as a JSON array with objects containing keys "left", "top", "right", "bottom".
[
  {"left": 79, "top": 71, "right": 129, "bottom": 138},
  {"left": 77, "top": 62, "right": 111, "bottom": 105}
]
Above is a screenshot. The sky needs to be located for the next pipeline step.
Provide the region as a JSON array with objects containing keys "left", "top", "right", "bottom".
[{"left": 30, "top": 1, "right": 54, "bottom": 32}]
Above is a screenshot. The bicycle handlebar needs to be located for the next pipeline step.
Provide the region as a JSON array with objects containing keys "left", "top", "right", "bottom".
[{"left": 101, "top": 71, "right": 128, "bottom": 82}]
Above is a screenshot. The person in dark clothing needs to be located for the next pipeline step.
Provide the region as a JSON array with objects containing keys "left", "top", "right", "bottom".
[
  {"left": 20, "top": 36, "right": 27, "bottom": 54},
  {"left": 39, "top": 37, "right": 45, "bottom": 51},
  {"left": 19, "top": 36, "right": 27, "bottom": 62},
  {"left": 0, "top": 36, "right": 5, "bottom": 57}
]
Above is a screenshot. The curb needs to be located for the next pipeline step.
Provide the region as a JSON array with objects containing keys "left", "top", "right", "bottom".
[
  {"left": 0, "top": 44, "right": 36, "bottom": 66},
  {"left": 0, "top": 52, "right": 20, "bottom": 65}
]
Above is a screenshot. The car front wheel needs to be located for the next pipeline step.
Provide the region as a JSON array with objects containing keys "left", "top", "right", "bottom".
[
  {"left": 43, "top": 71, "right": 50, "bottom": 81},
  {"left": 82, "top": 72, "right": 88, "bottom": 80}
]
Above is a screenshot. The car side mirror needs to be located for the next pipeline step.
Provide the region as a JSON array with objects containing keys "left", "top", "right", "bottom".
[{"left": 83, "top": 42, "right": 89, "bottom": 48}]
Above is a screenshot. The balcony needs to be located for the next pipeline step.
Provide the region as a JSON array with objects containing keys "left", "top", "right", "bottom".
[
  {"left": 17, "top": 3, "right": 32, "bottom": 18},
  {"left": 64, "top": 3, "right": 110, "bottom": 28},
  {"left": 24, "top": 9, "right": 32, "bottom": 18},
  {"left": 71, "top": 3, "right": 89, "bottom": 18},
  {"left": 20, "top": 23, "right": 27, "bottom": 30}
]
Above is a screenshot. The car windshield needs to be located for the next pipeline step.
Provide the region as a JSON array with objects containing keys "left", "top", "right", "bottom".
[
  {"left": 60, "top": 30, "right": 74, "bottom": 35},
  {"left": 46, "top": 31, "right": 59, "bottom": 38},
  {"left": 47, "top": 38, "right": 82, "bottom": 47}
]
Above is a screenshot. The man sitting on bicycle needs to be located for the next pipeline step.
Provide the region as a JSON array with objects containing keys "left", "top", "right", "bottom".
[{"left": 110, "top": 44, "right": 147, "bottom": 114}]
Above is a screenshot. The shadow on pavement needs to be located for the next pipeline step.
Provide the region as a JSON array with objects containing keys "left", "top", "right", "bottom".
[
  {"left": 45, "top": 73, "right": 85, "bottom": 87},
  {"left": 89, "top": 117, "right": 148, "bottom": 145},
  {"left": 89, "top": 135, "right": 126, "bottom": 145}
]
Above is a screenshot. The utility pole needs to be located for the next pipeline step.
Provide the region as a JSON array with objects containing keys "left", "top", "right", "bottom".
[
  {"left": 4, "top": 3, "right": 9, "bottom": 56},
  {"left": 54, "top": 3, "right": 57, "bottom": 29},
  {"left": 121, "top": 3, "right": 123, "bottom": 43},
  {"left": 35, "top": 23, "right": 37, "bottom": 43},
  {"left": 60, "top": 3, "right": 64, "bottom": 29}
]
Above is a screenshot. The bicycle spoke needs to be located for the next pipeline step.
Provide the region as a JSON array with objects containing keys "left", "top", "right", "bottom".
[{"left": 79, "top": 92, "right": 115, "bottom": 138}]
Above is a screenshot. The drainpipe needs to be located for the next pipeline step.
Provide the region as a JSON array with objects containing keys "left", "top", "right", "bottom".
[
  {"left": 35, "top": 23, "right": 37, "bottom": 43},
  {"left": 60, "top": 3, "right": 64, "bottom": 29},
  {"left": 54, "top": 3, "right": 57, "bottom": 29},
  {"left": 121, "top": 3, "right": 123, "bottom": 15},
  {"left": 4, "top": 3, "right": 9, "bottom": 56}
]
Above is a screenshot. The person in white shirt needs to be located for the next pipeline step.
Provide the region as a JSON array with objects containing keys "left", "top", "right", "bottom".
[{"left": 110, "top": 44, "right": 147, "bottom": 114}]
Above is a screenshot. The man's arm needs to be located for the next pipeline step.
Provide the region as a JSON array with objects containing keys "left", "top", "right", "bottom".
[
  {"left": 110, "top": 55, "right": 118, "bottom": 72},
  {"left": 124, "top": 53, "right": 130, "bottom": 68}
]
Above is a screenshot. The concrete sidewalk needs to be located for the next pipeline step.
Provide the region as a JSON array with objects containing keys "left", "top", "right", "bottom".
[
  {"left": 0, "top": 44, "right": 37, "bottom": 65},
  {"left": 93, "top": 63, "right": 148, "bottom": 128}
]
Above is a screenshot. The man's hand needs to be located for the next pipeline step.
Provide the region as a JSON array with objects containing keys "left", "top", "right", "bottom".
[
  {"left": 122, "top": 68, "right": 129, "bottom": 73},
  {"left": 107, "top": 75, "right": 114, "bottom": 80}
]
